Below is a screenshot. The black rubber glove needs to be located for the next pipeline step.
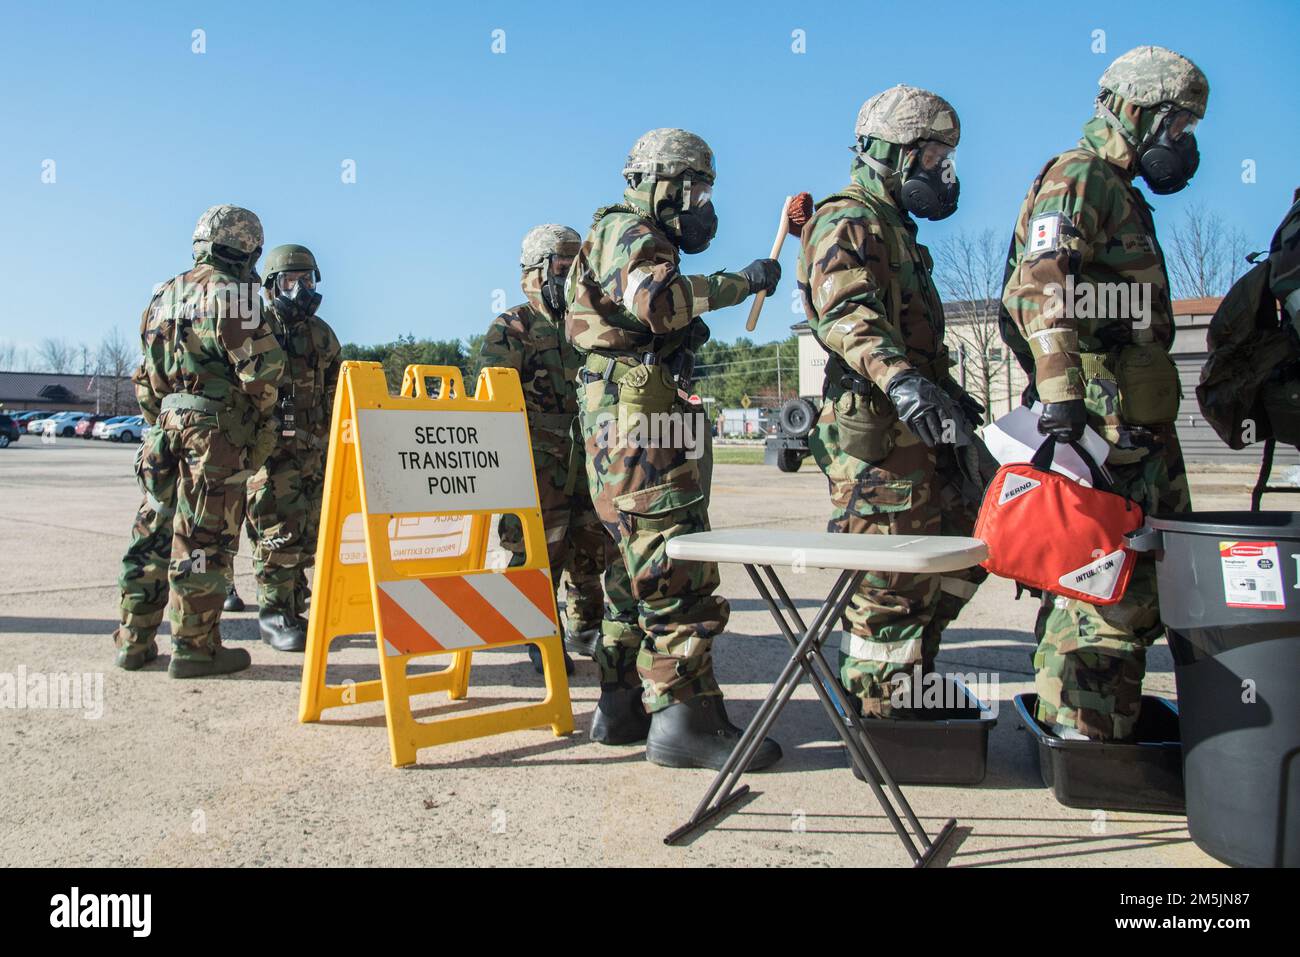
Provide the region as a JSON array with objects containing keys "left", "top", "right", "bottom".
[
  {"left": 739, "top": 258, "right": 781, "bottom": 296},
  {"left": 886, "top": 371, "right": 965, "bottom": 447},
  {"left": 1038, "top": 399, "right": 1088, "bottom": 443}
]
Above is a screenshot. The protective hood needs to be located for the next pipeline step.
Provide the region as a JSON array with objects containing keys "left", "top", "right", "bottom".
[
  {"left": 193, "top": 239, "right": 259, "bottom": 283},
  {"left": 521, "top": 267, "right": 561, "bottom": 324},
  {"left": 850, "top": 138, "right": 908, "bottom": 209},
  {"left": 622, "top": 176, "right": 716, "bottom": 252},
  {"left": 1083, "top": 93, "right": 1164, "bottom": 175}
]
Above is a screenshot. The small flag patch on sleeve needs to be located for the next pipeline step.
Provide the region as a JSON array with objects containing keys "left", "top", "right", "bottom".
[{"left": 1028, "top": 212, "right": 1069, "bottom": 255}]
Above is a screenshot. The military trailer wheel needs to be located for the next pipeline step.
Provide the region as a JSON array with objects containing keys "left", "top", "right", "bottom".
[
  {"left": 779, "top": 398, "right": 818, "bottom": 439},
  {"left": 777, "top": 449, "right": 803, "bottom": 472}
]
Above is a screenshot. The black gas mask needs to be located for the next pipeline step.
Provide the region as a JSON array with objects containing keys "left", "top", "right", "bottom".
[
  {"left": 541, "top": 257, "right": 569, "bottom": 317},
  {"left": 676, "top": 177, "right": 718, "bottom": 254},
  {"left": 900, "top": 141, "right": 960, "bottom": 221},
  {"left": 1138, "top": 108, "right": 1200, "bottom": 195},
  {"left": 273, "top": 273, "right": 322, "bottom": 318}
]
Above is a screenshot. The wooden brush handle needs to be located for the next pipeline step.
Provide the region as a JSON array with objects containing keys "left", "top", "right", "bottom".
[{"left": 745, "top": 195, "right": 792, "bottom": 332}]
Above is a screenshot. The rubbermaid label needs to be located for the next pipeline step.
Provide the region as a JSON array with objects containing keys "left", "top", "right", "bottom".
[
  {"left": 1220, "top": 541, "right": 1285, "bottom": 610},
  {"left": 998, "top": 474, "right": 1040, "bottom": 506},
  {"left": 1058, "top": 548, "right": 1126, "bottom": 601}
]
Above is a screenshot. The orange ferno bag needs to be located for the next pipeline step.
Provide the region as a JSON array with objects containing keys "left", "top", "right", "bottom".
[{"left": 973, "top": 439, "right": 1144, "bottom": 605}]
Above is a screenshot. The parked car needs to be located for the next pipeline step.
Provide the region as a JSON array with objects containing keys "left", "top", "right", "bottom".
[
  {"left": 26, "top": 414, "right": 58, "bottom": 434},
  {"left": 37, "top": 411, "right": 90, "bottom": 438},
  {"left": 0, "top": 414, "right": 20, "bottom": 448},
  {"left": 93, "top": 415, "right": 132, "bottom": 439},
  {"left": 103, "top": 416, "right": 145, "bottom": 442},
  {"left": 11, "top": 411, "right": 47, "bottom": 430},
  {"left": 75, "top": 414, "right": 112, "bottom": 438}
]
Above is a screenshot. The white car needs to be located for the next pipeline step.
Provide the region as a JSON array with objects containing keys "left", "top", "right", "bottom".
[
  {"left": 102, "top": 416, "right": 145, "bottom": 442},
  {"left": 31, "top": 411, "right": 89, "bottom": 437},
  {"left": 93, "top": 416, "right": 132, "bottom": 438}
]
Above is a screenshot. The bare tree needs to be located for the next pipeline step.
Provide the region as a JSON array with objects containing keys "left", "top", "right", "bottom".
[
  {"left": 36, "top": 337, "right": 76, "bottom": 374},
  {"left": 96, "top": 328, "right": 137, "bottom": 415},
  {"left": 1167, "top": 203, "right": 1253, "bottom": 299},
  {"left": 932, "top": 227, "right": 1008, "bottom": 410},
  {"left": 0, "top": 340, "right": 20, "bottom": 371}
]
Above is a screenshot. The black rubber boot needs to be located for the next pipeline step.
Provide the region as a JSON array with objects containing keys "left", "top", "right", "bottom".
[
  {"left": 590, "top": 685, "right": 652, "bottom": 745},
  {"left": 114, "top": 640, "right": 158, "bottom": 671},
  {"left": 168, "top": 646, "right": 251, "bottom": 678},
  {"left": 646, "top": 695, "right": 783, "bottom": 771},
  {"left": 563, "top": 626, "right": 600, "bottom": 659},
  {"left": 259, "top": 609, "right": 307, "bottom": 653},
  {"left": 527, "top": 642, "right": 574, "bottom": 676},
  {"left": 223, "top": 584, "right": 245, "bottom": 613}
]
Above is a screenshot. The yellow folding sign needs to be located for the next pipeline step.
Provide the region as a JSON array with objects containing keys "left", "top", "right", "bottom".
[{"left": 299, "top": 361, "right": 574, "bottom": 766}]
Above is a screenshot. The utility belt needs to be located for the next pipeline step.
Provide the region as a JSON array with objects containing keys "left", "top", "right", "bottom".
[
  {"left": 1078, "top": 344, "right": 1180, "bottom": 426},
  {"left": 578, "top": 350, "right": 697, "bottom": 416},
  {"left": 824, "top": 351, "right": 949, "bottom": 399},
  {"left": 159, "top": 392, "right": 229, "bottom": 417},
  {"left": 159, "top": 391, "right": 261, "bottom": 447}
]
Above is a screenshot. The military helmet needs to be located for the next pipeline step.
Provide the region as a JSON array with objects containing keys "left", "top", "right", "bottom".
[
  {"left": 622, "top": 128, "right": 716, "bottom": 184},
  {"left": 192, "top": 205, "right": 263, "bottom": 255},
  {"left": 520, "top": 224, "right": 581, "bottom": 270},
  {"left": 855, "top": 85, "right": 960, "bottom": 148},
  {"left": 262, "top": 244, "right": 321, "bottom": 284},
  {"left": 1099, "top": 46, "right": 1209, "bottom": 118}
]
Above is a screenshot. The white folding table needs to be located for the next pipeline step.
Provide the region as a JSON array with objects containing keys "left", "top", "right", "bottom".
[{"left": 663, "top": 528, "right": 989, "bottom": 867}]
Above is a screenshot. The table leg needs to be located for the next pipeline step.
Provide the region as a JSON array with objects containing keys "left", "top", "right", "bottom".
[
  {"left": 665, "top": 562, "right": 960, "bottom": 868},
  {"left": 756, "top": 565, "right": 939, "bottom": 862},
  {"left": 666, "top": 568, "right": 861, "bottom": 843}
]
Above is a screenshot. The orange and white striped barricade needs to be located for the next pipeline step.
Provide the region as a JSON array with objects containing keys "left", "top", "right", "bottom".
[{"left": 298, "top": 361, "right": 573, "bottom": 766}]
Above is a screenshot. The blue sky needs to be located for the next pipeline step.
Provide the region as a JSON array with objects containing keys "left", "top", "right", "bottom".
[{"left": 2, "top": 0, "right": 1297, "bottom": 363}]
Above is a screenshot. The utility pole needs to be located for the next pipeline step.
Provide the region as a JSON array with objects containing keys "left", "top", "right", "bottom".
[{"left": 776, "top": 343, "right": 782, "bottom": 402}]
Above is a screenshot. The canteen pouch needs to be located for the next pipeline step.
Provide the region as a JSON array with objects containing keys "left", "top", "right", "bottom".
[
  {"left": 834, "top": 387, "right": 898, "bottom": 464},
  {"left": 1115, "top": 342, "right": 1181, "bottom": 425},
  {"left": 616, "top": 362, "right": 678, "bottom": 418}
]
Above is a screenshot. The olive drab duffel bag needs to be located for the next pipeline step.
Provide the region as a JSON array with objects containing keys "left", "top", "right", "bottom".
[
  {"left": 1197, "top": 190, "right": 1300, "bottom": 448},
  {"left": 973, "top": 438, "right": 1145, "bottom": 605}
]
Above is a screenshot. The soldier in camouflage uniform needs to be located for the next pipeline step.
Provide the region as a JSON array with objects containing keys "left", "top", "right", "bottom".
[
  {"left": 566, "top": 128, "right": 784, "bottom": 768},
  {"left": 480, "top": 224, "right": 620, "bottom": 677},
  {"left": 112, "top": 205, "right": 286, "bottom": 677},
  {"left": 232, "top": 244, "right": 342, "bottom": 652},
  {"left": 1000, "top": 46, "right": 1209, "bottom": 740},
  {"left": 796, "top": 86, "right": 989, "bottom": 719}
]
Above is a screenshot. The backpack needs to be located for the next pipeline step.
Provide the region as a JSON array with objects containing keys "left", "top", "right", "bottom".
[{"left": 1196, "top": 191, "right": 1300, "bottom": 449}]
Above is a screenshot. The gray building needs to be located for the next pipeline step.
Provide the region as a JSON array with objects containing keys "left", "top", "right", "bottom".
[
  {"left": 0, "top": 371, "right": 138, "bottom": 415},
  {"left": 1168, "top": 297, "right": 1299, "bottom": 467}
]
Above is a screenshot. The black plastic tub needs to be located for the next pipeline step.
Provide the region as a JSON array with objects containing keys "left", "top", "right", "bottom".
[
  {"left": 857, "top": 676, "right": 997, "bottom": 786},
  {"left": 1128, "top": 510, "right": 1300, "bottom": 867},
  {"left": 1015, "top": 693, "right": 1184, "bottom": 812}
]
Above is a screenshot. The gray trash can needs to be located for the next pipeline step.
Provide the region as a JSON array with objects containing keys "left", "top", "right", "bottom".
[{"left": 1128, "top": 511, "right": 1300, "bottom": 867}]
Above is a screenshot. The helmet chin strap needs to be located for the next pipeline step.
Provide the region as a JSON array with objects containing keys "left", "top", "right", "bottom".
[
  {"left": 1097, "top": 94, "right": 1174, "bottom": 161},
  {"left": 857, "top": 144, "right": 911, "bottom": 197}
]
